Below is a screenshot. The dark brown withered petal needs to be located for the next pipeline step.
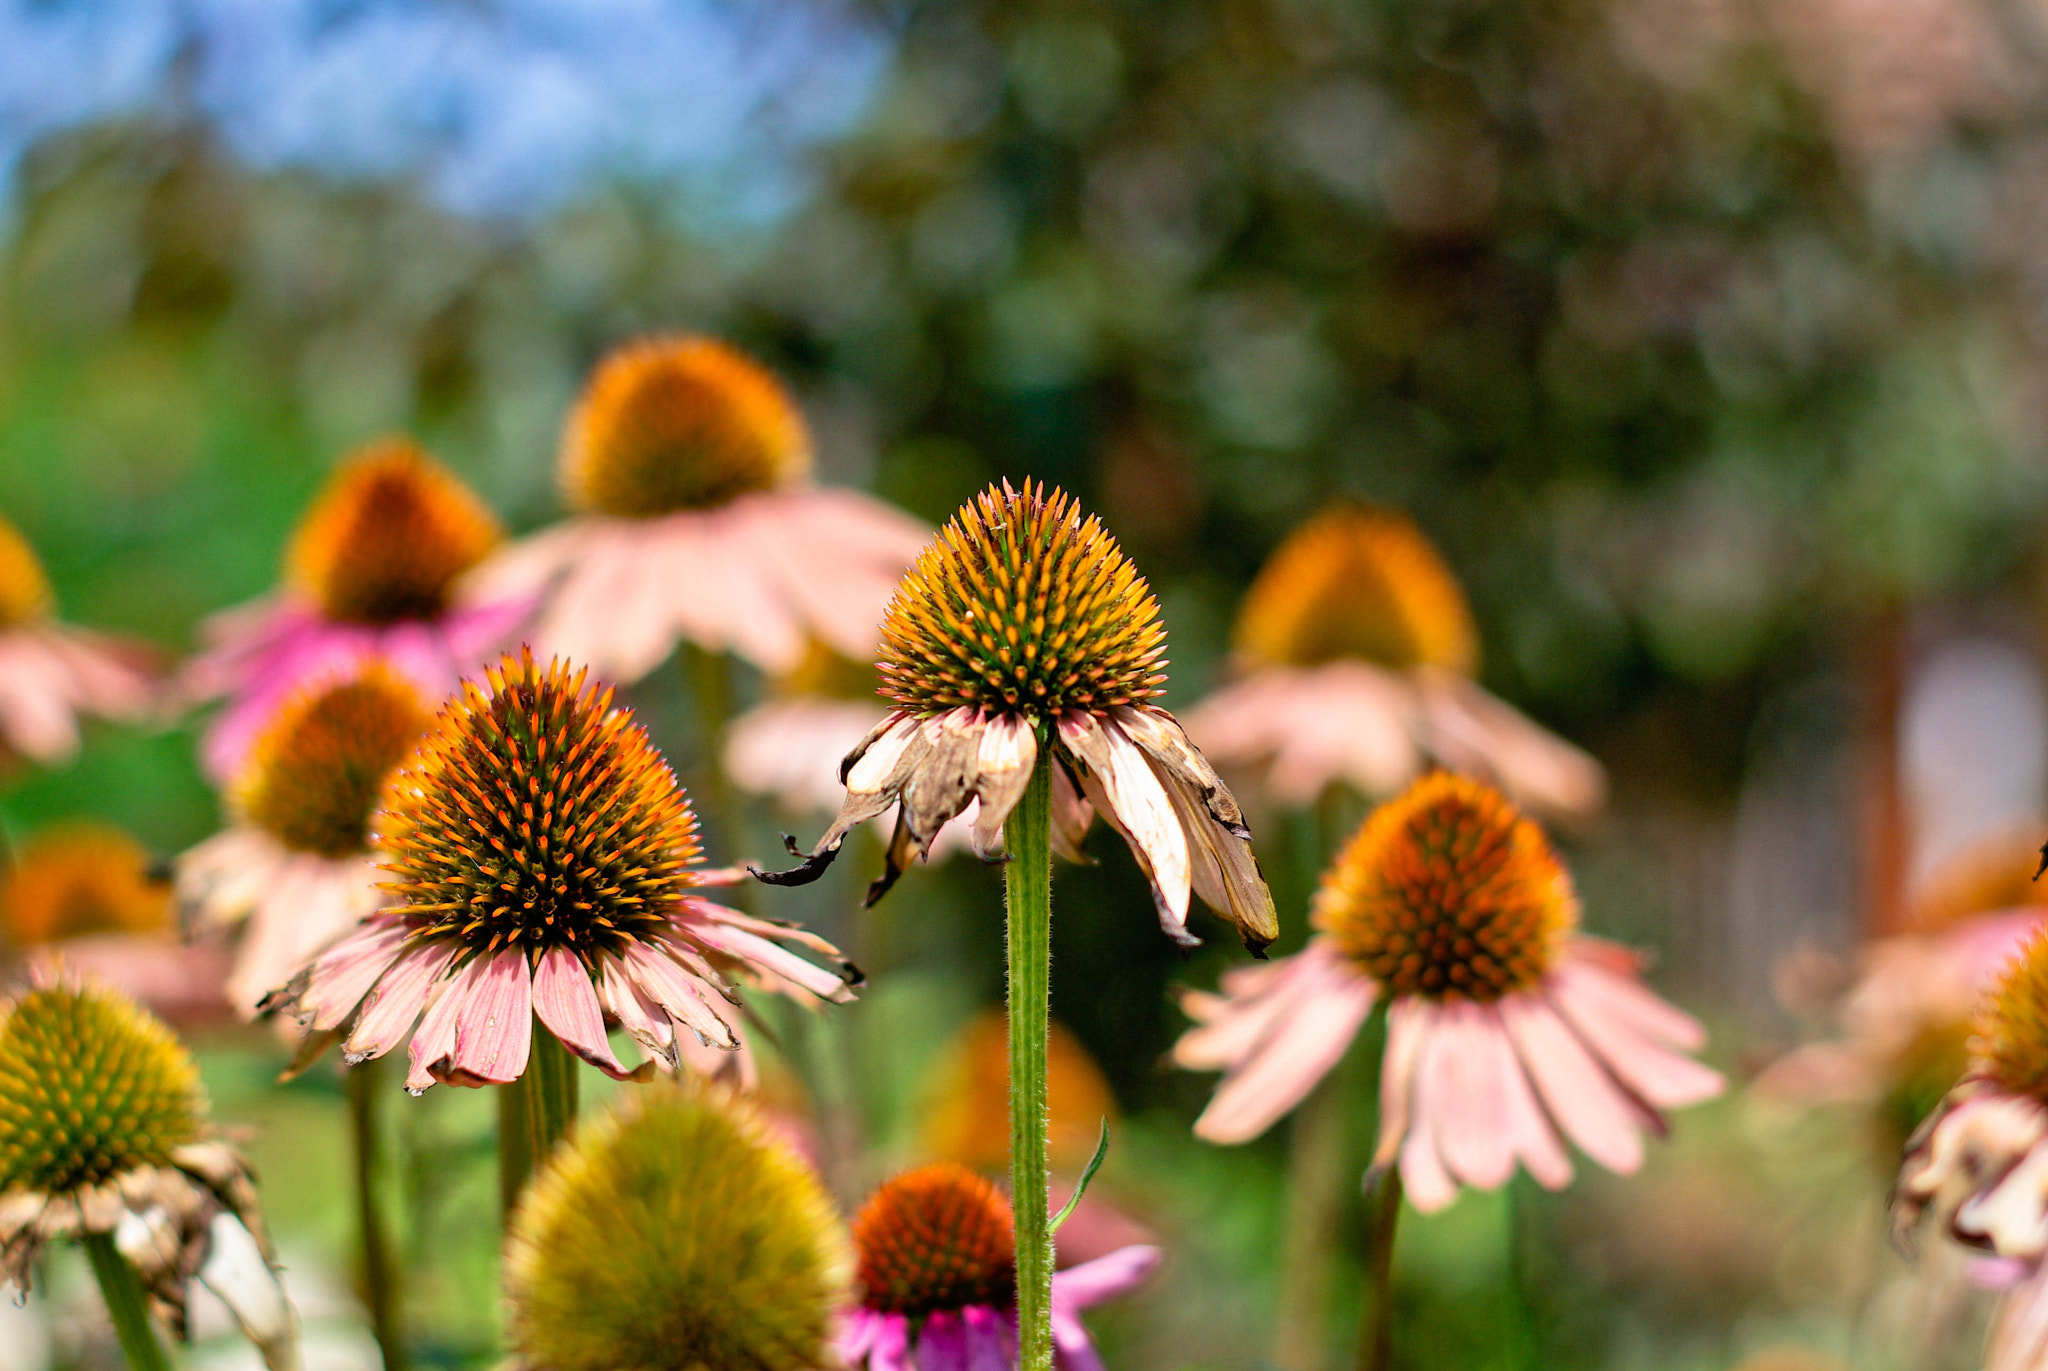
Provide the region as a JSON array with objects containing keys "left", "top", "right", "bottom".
[
  {"left": 900, "top": 709, "right": 986, "bottom": 849},
  {"left": 751, "top": 711, "right": 930, "bottom": 887},
  {"left": 1049, "top": 763, "right": 1096, "bottom": 864},
  {"left": 1151, "top": 754, "right": 1278, "bottom": 956},
  {"left": 967, "top": 714, "right": 1039, "bottom": 859}
]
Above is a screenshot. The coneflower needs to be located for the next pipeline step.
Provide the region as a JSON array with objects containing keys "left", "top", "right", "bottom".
[
  {"left": 0, "top": 977, "right": 294, "bottom": 1371},
  {"left": 1183, "top": 504, "right": 1604, "bottom": 818},
  {"left": 179, "top": 438, "right": 528, "bottom": 780},
  {"left": 0, "top": 824, "right": 221, "bottom": 1025},
  {"left": 837, "top": 1164, "right": 1159, "bottom": 1371},
  {"left": 0, "top": 512, "right": 154, "bottom": 768},
  {"left": 1894, "top": 925, "right": 2048, "bottom": 1370},
  {"left": 178, "top": 665, "right": 431, "bottom": 1017},
  {"left": 470, "top": 335, "right": 928, "bottom": 687},
  {"left": 761, "top": 479, "right": 1274, "bottom": 1370},
  {"left": 1175, "top": 774, "right": 1720, "bottom": 1368},
  {"left": 504, "top": 1080, "right": 851, "bottom": 1371},
  {"left": 262, "top": 650, "right": 856, "bottom": 1208}
]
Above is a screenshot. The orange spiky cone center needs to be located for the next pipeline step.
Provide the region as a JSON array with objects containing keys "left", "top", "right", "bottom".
[
  {"left": 1316, "top": 773, "right": 1576, "bottom": 1000},
  {"left": 234, "top": 667, "right": 431, "bottom": 858},
  {"left": 877, "top": 479, "right": 1166, "bottom": 718},
  {"left": 287, "top": 437, "right": 502, "bottom": 626},
  {"left": 853, "top": 1164, "right": 1016, "bottom": 1318},
  {"left": 1978, "top": 930, "right": 2048, "bottom": 1100},
  {"left": 0, "top": 515, "right": 53, "bottom": 631},
  {"left": 0, "top": 824, "right": 169, "bottom": 945},
  {"left": 1234, "top": 506, "right": 1477, "bottom": 673},
  {"left": 561, "top": 336, "right": 812, "bottom": 518},
  {"left": 375, "top": 649, "right": 703, "bottom": 963}
]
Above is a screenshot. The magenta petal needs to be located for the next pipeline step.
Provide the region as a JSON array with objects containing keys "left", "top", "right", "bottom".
[
  {"left": 868, "top": 1311, "right": 913, "bottom": 1371},
  {"left": 959, "top": 1305, "right": 1012, "bottom": 1371},
  {"left": 532, "top": 947, "right": 631, "bottom": 1078},
  {"left": 450, "top": 950, "right": 534, "bottom": 1085},
  {"left": 917, "top": 1309, "right": 969, "bottom": 1371},
  {"left": 1052, "top": 1244, "right": 1162, "bottom": 1311}
]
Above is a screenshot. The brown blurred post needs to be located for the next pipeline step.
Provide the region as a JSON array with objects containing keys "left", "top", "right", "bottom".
[{"left": 1856, "top": 605, "right": 1909, "bottom": 937}]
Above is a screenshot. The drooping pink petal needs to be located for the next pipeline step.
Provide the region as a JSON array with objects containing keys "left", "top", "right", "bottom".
[
  {"left": 345, "top": 944, "right": 458, "bottom": 1062},
  {"left": 916, "top": 1309, "right": 970, "bottom": 1371},
  {"left": 688, "top": 916, "right": 854, "bottom": 1003},
  {"left": 621, "top": 940, "right": 738, "bottom": 1049},
  {"left": 1192, "top": 952, "right": 1377, "bottom": 1144},
  {"left": 1497, "top": 991, "right": 1646, "bottom": 1175},
  {"left": 1371, "top": 997, "right": 1430, "bottom": 1174},
  {"left": 1549, "top": 969, "right": 1724, "bottom": 1110},
  {"left": 298, "top": 920, "right": 411, "bottom": 1030},
  {"left": 1475, "top": 1003, "right": 1574, "bottom": 1190},
  {"left": 1552, "top": 948, "right": 1709, "bottom": 1049},
  {"left": 1395, "top": 1003, "right": 1459, "bottom": 1212},
  {"left": 597, "top": 953, "right": 677, "bottom": 1069},
  {"left": 449, "top": 949, "right": 534, "bottom": 1085},
  {"left": 1173, "top": 955, "right": 1305, "bottom": 1072},
  {"left": 1051, "top": 1244, "right": 1163, "bottom": 1310},
  {"left": 867, "top": 1311, "right": 914, "bottom": 1371},
  {"left": 957, "top": 1303, "right": 1012, "bottom": 1371},
  {"left": 968, "top": 713, "right": 1039, "bottom": 857},
  {"left": 406, "top": 955, "right": 481, "bottom": 1092},
  {"left": 1429, "top": 999, "right": 1517, "bottom": 1192},
  {"left": 531, "top": 947, "right": 632, "bottom": 1079},
  {"left": 1060, "top": 712, "right": 1192, "bottom": 943}
]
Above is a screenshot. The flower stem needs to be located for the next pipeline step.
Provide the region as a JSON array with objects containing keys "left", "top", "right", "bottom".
[
  {"left": 347, "top": 1057, "right": 406, "bottom": 1371},
  {"left": 82, "top": 1231, "right": 173, "bottom": 1371},
  {"left": 1005, "top": 742, "right": 1055, "bottom": 1371},
  {"left": 1271, "top": 1074, "right": 1346, "bottom": 1371},
  {"left": 501, "top": 1021, "right": 580, "bottom": 1221},
  {"left": 680, "top": 642, "right": 738, "bottom": 858},
  {"left": 1356, "top": 1170, "right": 1403, "bottom": 1371}
]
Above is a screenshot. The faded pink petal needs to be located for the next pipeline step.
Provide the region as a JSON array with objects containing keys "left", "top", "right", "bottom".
[
  {"left": 406, "top": 956, "right": 475, "bottom": 1092},
  {"left": 1429, "top": 1000, "right": 1518, "bottom": 1192},
  {"left": 531, "top": 947, "right": 632, "bottom": 1079},
  {"left": 1395, "top": 1002, "right": 1460, "bottom": 1212},
  {"left": 1190, "top": 946, "right": 1377, "bottom": 1143},
  {"left": 1497, "top": 992, "right": 1647, "bottom": 1175},
  {"left": 1061, "top": 712, "right": 1192, "bottom": 942},
  {"left": 345, "top": 944, "right": 458, "bottom": 1062},
  {"left": 597, "top": 953, "right": 677, "bottom": 1068},
  {"left": 1479, "top": 1004, "right": 1574, "bottom": 1189},
  {"left": 1550, "top": 960, "right": 1724, "bottom": 1109},
  {"left": 1051, "top": 1244, "right": 1163, "bottom": 1310},
  {"left": 688, "top": 913, "right": 855, "bottom": 1004},
  {"left": 621, "top": 940, "right": 739, "bottom": 1049},
  {"left": 449, "top": 949, "right": 534, "bottom": 1085},
  {"left": 298, "top": 921, "right": 411, "bottom": 1030}
]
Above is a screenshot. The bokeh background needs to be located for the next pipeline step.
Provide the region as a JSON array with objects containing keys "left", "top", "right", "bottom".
[{"left": 6, "top": 0, "right": 2048, "bottom": 1367}]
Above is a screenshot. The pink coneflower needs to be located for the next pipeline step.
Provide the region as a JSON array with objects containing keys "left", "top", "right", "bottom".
[
  {"left": 1176, "top": 772, "right": 1721, "bottom": 1210},
  {"left": 0, "top": 512, "right": 153, "bottom": 767},
  {"left": 262, "top": 650, "right": 856, "bottom": 1090},
  {"left": 468, "top": 335, "right": 928, "bottom": 685},
  {"left": 1183, "top": 506, "right": 1603, "bottom": 820},
  {"left": 177, "top": 665, "right": 432, "bottom": 1017},
  {"left": 1893, "top": 926, "right": 2048, "bottom": 1371},
  {"left": 838, "top": 1164, "right": 1160, "bottom": 1371},
  {"left": 179, "top": 437, "right": 527, "bottom": 780}
]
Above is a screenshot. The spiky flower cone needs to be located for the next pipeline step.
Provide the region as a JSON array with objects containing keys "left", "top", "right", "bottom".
[
  {"left": 288, "top": 437, "right": 502, "bottom": 626},
  {"left": 0, "top": 979, "right": 293, "bottom": 1370},
  {"left": 505, "top": 1081, "right": 850, "bottom": 1371}
]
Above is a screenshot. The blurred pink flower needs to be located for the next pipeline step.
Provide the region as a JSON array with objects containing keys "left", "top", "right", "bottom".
[
  {"left": 468, "top": 336, "right": 927, "bottom": 684},
  {"left": 1176, "top": 774, "right": 1719, "bottom": 1212},
  {"left": 178, "top": 438, "right": 527, "bottom": 780},
  {"left": 0, "top": 513, "right": 154, "bottom": 766},
  {"left": 1183, "top": 506, "right": 1602, "bottom": 820},
  {"left": 838, "top": 1163, "right": 1159, "bottom": 1371}
]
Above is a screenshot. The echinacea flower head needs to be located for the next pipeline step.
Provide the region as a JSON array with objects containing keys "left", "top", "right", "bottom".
[
  {"left": 469, "top": 334, "right": 927, "bottom": 683},
  {"left": 180, "top": 666, "right": 431, "bottom": 1015},
  {"left": 1177, "top": 773, "right": 1721, "bottom": 1212},
  {"left": 764, "top": 479, "right": 1278, "bottom": 953},
  {"left": 0, "top": 979, "right": 293, "bottom": 1365},
  {"left": 0, "top": 512, "right": 154, "bottom": 766},
  {"left": 1233, "top": 505, "right": 1476, "bottom": 675},
  {"left": 562, "top": 335, "right": 812, "bottom": 517},
  {"left": 1184, "top": 504, "right": 1602, "bottom": 818},
  {"left": 838, "top": 1163, "right": 1160, "bottom": 1371},
  {"left": 287, "top": 437, "right": 503, "bottom": 626},
  {"left": 504, "top": 1080, "right": 850, "bottom": 1371},
  {"left": 265, "top": 649, "right": 856, "bottom": 1090},
  {"left": 1, "top": 824, "right": 170, "bottom": 945},
  {"left": 182, "top": 438, "right": 528, "bottom": 780}
]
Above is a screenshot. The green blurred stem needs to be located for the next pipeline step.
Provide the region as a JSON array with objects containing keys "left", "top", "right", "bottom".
[
  {"left": 501, "top": 1022, "right": 580, "bottom": 1221},
  {"left": 82, "top": 1231, "right": 172, "bottom": 1371},
  {"left": 1272, "top": 1075, "right": 1346, "bottom": 1371},
  {"left": 1006, "top": 742, "right": 1055, "bottom": 1371},
  {"left": 348, "top": 1057, "right": 407, "bottom": 1371},
  {"left": 680, "top": 643, "right": 737, "bottom": 853},
  {"left": 1356, "top": 1170, "right": 1402, "bottom": 1371}
]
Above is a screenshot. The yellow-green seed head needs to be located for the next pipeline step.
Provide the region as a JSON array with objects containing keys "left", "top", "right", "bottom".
[
  {"left": 0, "top": 982, "right": 204, "bottom": 1195},
  {"left": 505, "top": 1081, "right": 851, "bottom": 1371},
  {"left": 1978, "top": 930, "right": 2048, "bottom": 1100},
  {"left": 876, "top": 479, "right": 1166, "bottom": 718}
]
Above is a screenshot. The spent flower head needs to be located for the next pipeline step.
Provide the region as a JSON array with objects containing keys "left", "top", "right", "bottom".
[
  {"left": 505, "top": 1081, "right": 850, "bottom": 1371},
  {"left": 762, "top": 479, "right": 1277, "bottom": 952},
  {"left": 562, "top": 335, "right": 812, "bottom": 518},
  {"left": 265, "top": 649, "right": 854, "bottom": 1090},
  {"left": 288, "top": 437, "right": 503, "bottom": 627},
  {"left": 0, "top": 978, "right": 292, "bottom": 1361}
]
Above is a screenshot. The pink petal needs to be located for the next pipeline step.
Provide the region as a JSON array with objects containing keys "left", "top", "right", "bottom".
[
  {"left": 958, "top": 1304, "right": 1011, "bottom": 1371},
  {"left": 406, "top": 955, "right": 481, "bottom": 1092},
  {"left": 597, "top": 954, "right": 676, "bottom": 1068},
  {"left": 917, "top": 1310, "right": 968, "bottom": 1371},
  {"left": 1060, "top": 712, "right": 1192, "bottom": 941},
  {"left": 1051, "top": 1244, "right": 1162, "bottom": 1310},
  {"left": 1475, "top": 1003, "right": 1574, "bottom": 1190},
  {"left": 1553, "top": 949, "right": 1708, "bottom": 1049},
  {"left": 300, "top": 921, "right": 412, "bottom": 1030},
  {"left": 1548, "top": 970, "right": 1724, "bottom": 1110},
  {"left": 532, "top": 947, "right": 632, "bottom": 1079},
  {"left": 868, "top": 1312, "right": 914, "bottom": 1371},
  {"left": 1395, "top": 1003, "right": 1459, "bottom": 1212},
  {"left": 345, "top": 944, "right": 458, "bottom": 1062},
  {"left": 1429, "top": 1000, "right": 1517, "bottom": 1192},
  {"left": 1371, "top": 997, "right": 1429, "bottom": 1173},
  {"left": 1497, "top": 992, "right": 1646, "bottom": 1175},
  {"left": 688, "top": 918, "right": 853, "bottom": 1003},
  {"left": 1192, "top": 952, "right": 1376, "bottom": 1144},
  {"left": 621, "top": 941, "right": 738, "bottom": 1049},
  {"left": 450, "top": 949, "right": 534, "bottom": 1085}
]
